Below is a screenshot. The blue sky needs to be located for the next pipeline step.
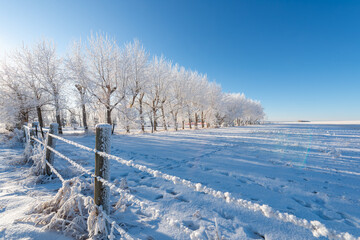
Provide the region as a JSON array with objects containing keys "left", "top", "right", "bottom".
[{"left": 0, "top": 0, "right": 359, "bottom": 121}]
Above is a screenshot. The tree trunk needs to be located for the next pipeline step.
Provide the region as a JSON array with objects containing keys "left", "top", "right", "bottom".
[
  {"left": 56, "top": 113, "right": 63, "bottom": 134},
  {"left": 153, "top": 108, "right": 157, "bottom": 132},
  {"left": 17, "top": 109, "right": 29, "bottom": 130},
  {"left": 194, "top": 113, "right": 198, "bottom": 129},
  {"left": 54, "top": 94, "right": 63, "bottom": 134},
  {"left": 139, "top": 95, "right": 145, "bottom": 132},
  {"left": 36, "top": 106, "right": 44, "bottom": 137},
  {"left": 149, "top": 115, "right": 154, "bottom": 133},
  {"left": 106, "top": 107, "right": 112, "bottom": 125},
  {"left": 201, "top": 111, "right": 205, "bottom": 128},
  {"left": 161, "top": 106, "right": 167, "bottom": 131},
  {"left": 188, "top": 118, "right": 192, "bottom": 129},
  {"left": 173, "top": 112, "right": 178, "bottom": 131},
  {"left": 82, "top": 103, "right": 88, "bottom": 132},
  {"left": 182, "top": 120, "right": 185, "bottom": 130}
]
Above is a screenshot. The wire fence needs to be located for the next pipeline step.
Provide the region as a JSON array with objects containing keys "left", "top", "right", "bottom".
[
  {"left": 27, "top": 130, "right": 134, "bottom": 240},
  {"left": 24, "top": 125, "right": 195, "bottom": 240},
  {"left": 22, "top": 124, "right": 358, "bottom": 240}
]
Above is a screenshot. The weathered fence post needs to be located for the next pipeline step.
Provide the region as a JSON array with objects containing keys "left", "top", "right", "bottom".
[
  {"left": 32, "top": 122, "right": 39, "bottom": 138},
  {"left": 94, "top": 124, "right": 111, "bottom": 214},
  {"left": 45, "top": 123, "right": 59, "bottom": 176},
  {"left": 29, "top": 127, "right": 35, "bottom": 147},
  {"left": 22, "top": 123, "right": 27, "bottom": 143}
]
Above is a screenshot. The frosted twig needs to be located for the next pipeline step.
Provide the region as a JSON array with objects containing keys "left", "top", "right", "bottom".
[{"left": 31, "top": 137, "right": 65, "bottom": 182}]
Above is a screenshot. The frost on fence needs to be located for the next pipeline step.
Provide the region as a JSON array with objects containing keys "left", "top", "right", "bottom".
[
  {"left": 27, "top": 136, "right": 134, "bottom": 240},
  {"left": 94, "top": 124, "right": 111, "bottom": 214},
  {"left": 24, "top": 178, "right": 91, "bottom": 239},
  {"left": 25, "top": 177, "right": 124, "bottom": 240},
  {"left": 34, "top": 134, "right": 196, "bottom": 238}
]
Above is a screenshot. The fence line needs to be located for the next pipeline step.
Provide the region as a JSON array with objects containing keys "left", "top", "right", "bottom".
[
  {"left": 28, "top": 132, "right": 136, "bottom": 240},
  {"left": 29, "top": 132, "right": 195, "bottom": 239},
  {"left": 25, "top": 125, "right": 358, "bottom": 240}
]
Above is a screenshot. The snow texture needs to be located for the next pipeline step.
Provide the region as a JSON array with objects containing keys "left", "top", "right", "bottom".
[{"left": 1, "top": 123, "right": 360, "bottom": 239}]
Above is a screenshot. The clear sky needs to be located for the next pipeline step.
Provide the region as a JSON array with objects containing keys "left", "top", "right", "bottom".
[{"left": 0, "top": 0, "right": 359, "bottom": 121}]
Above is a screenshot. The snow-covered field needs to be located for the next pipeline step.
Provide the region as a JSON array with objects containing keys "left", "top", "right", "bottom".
[{"left": 1, "top": 123, "right": 360, "bottom": 239}]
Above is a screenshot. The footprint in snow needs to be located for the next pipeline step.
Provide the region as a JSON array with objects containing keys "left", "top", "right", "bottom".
[
  {"left": 182, "top": 220, "right": 200, "bottom": 231},
  {"left": 313, "top": 210, "right": 332, "bottom": 220},
  {"left": 154, "top": 194, "right": 163, "bottom": 200},
  {"left": 344, "top": 220, "right": 356, "bottom": 227},
  {"left": 292, "top": 197, "right": 312, "bottom": 208},
  {"left": 175, "top": 195, "right": 189, "bottom": 202},
  {"left": 166, "top": 189, "right": 178, "bottom": 195},
  {"left": 244, "top": 227, "right": 265, "bottom": 239},
  {"left": 313, "top": 209, "right": 344, "bottom": 221},
  {"left": 215, "top": 209, "right": 234, "bottom": 220}
]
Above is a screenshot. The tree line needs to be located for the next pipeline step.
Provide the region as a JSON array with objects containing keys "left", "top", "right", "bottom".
[{"left": 0, "top": 33, "right": 265, "bottom": 134}]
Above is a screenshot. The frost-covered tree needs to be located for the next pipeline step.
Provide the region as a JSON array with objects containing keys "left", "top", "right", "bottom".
[
  {"left": 0, "top": 60, "right": 32, "bottom": 129},
  {"left": 23, "top": 40, "right": 67, "bottom": 134},
  {"left": 125, "top": 39, "right": 149, "bottom": 132},
  {"left": 86, "top": 33, "right": 126, "bottom": 125},
  {"left": 166, "top": 64, "right": 186, "bottom": 131},
  {"left": 222, "top": 93, "right": 265, "bottom": 126},
  {"left": 12, "top": 44, "right": 51, "bottom": 134},
  {"left": 66, "top": 40, "right": 92, "bottom": 132},
  {"left": 0, "top": 32, "right": 265, "bottom": 132},
  {"left": 145, "top": 56, "right": 171, "bottom": 132}
]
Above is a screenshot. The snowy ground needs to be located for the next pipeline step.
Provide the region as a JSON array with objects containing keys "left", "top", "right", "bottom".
[
  {"left": 0, "top": 137, "right": 71, "bottom": 240},
  {"left": 1, "top": 123, "right": 360, "bottom": 239}
]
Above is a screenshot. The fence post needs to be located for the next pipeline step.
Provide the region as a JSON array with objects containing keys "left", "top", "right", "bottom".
[
  {"left": 45, "top": 123, "right": 59, "bottom": 176},
  {"left": 22, "top": 124, "right": 27, "bottom": 143},
  {"left": 32, "top": 122, "right": 39, "bottom": 138},
  {"left": 30, "top": 128, "right": 35, "bottom": 147},
  {"left": 94, "top": 124, "right": 111, "bottom": 214}
]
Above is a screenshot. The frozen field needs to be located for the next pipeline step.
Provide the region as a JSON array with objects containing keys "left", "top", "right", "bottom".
[{"left": 1, "top": 123, "right": 360, "bottom": 239}]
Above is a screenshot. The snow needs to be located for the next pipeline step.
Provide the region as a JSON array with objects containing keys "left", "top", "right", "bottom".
[
  {"left": 1, "top": 123, "right": 360, "bottom": 239},
  {"left": 0, "top": 142, "right": 71, "bottom": 240}
]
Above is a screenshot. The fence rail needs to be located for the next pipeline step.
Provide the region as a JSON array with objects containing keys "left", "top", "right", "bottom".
[{"left": 22, "top": 124, "right": 358, "bottom": 240}]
